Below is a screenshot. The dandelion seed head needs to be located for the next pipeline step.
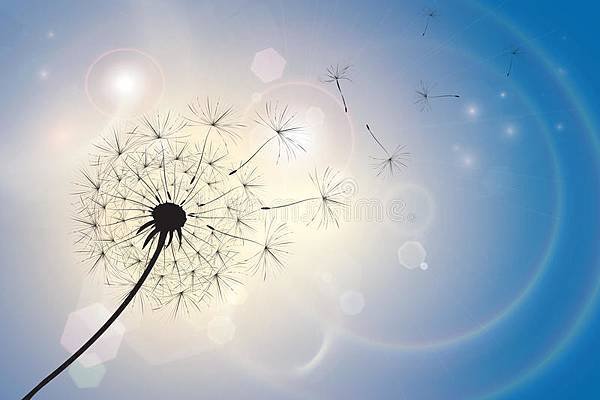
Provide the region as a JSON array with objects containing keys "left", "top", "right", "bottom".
[
  {"left": 308, "top": 167, "right": 349, "bottom": 228},
  {"left": 186, "top": 98, "right": 245, "bottom": 144},
  {"left": 246, "top": 219, "right": 292, "bottom": 280},
  {"left": 365, "top": 124, "right": 410, "bottom": 178},
  {"left": 323, "top": 64, "right": 352, "bottom": 82},
  {"left": 423, "top": 7, "right": 438, "bottom": 18},
  {"left": 31, "top": 88, "right": 352, "bottom": 396},
  {"left": 255, "top": 101, "right": 306, "bottom": 163},
  {"left": 370, "top": 145, "right": 411, "bottom": 178},
  {"left": 74, "top": 107, "right": 297, "bottom": 315}
]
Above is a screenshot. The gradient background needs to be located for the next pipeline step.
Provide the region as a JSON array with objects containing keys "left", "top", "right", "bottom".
[{"left": 1, "top": 0, "right": 599, "bottom": 399}]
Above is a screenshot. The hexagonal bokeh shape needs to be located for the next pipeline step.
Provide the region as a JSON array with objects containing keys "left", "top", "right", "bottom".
[
  {"left": 61, "top": 303, "right": 125, "bottom": 367},
  {"left": 397, "top": 241, "right": 427, "bottom": 270},
  {"left": 250, "top": 48, "right": 286, "bottom": 83},
  {"left": 339, "top": 290, "right": 365, "bottom": 316},
  {"left": 68, "top": 358, "right": 107, "bottom": 389}
]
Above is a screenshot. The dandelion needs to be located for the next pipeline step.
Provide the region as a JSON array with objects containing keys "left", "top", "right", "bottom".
[
  {"left": 185, "top": 98, "right": 245, "bottom": 185},
  {"left": 93, "top": 125, "right": 139, "bottom": 163},
  {"left": 365, "top": 124, "right": 410, "bottom": 177},
  {"left": 138, "top": 110, "right": 187, "bottom": 142},
  {"left": 246, "top": 220, "right": 292, "bottom": 280},
  {"left": 186, "top": 97, "right": 245, "bottom": 144},
  {"left": 229, "top": 102, "right": 305, "bottom": 175},
  {"left": 505, "top": 46, "right": 521, "bottom": 77},
  {"left": 415, "top": 80, "right": 460, "bottom": 111},
  {"left": 237, "top": 166, "right": 264, "bottom": 200},
  {"left": 261, "top": 167, "right": 349, "bottom": 228},
  {"left": 421, "top": 7, "right": 438, "bottom": 36},
  {"left": 322, "top": 64, "right": 352, "bottom": 113},
  {"left": 206, "top": 220, "right": 291, "bottom": 281},
  {"left": 23, "top": 101, "right": 317, "bottom": 398}
]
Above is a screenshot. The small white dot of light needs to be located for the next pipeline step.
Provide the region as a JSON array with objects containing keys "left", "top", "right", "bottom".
[
  {"left": 463, "top": 155, "right": 473, "bottom": 167},
  {"left": 420, "top": 262, "right": 428, "bottom": 271},
  {"left": 39, "top": 69, "right": 49, "bottom": 80},
  {"left": 47, "top": 30, "right": 55, "bottom": 39},
  {"left": 467, "top": 105, "right": 478, "bottom": 117},
  {"left": 500, "top": 91, "right": 507, "bottom": 98},
  {"left": 556, "top": 122, "right": 564, "bottom": 131},
  {"left": 505, "top": 126, "right": 515, "bottom": 136}
]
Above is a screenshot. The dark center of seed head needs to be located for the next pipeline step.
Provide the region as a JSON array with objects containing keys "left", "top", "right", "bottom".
[{"left": 152, "top": 202, "right": 187, "bottom": 233}]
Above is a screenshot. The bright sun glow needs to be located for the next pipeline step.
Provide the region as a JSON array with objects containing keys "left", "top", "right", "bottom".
[{"left": 111, "top": 70, "right": 139, "bottom": 99}]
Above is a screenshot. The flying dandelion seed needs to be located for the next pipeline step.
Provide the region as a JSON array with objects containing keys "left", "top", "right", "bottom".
[
  {"left": 246, "top": 220, "right": 292, "bottom": 280},
  {"left": 261, "top": 167, "right": 349, "bottom": 228},
  {"left": 415, "top": 80, "right": 460, "bottom": 111},
  {"left": 322, "top": 64, "right": 352, "bottom": 113},
  {"left": 421, "top": 7, "right": 438, "bottom": 36},
  {"left": 505, "top": 46, "right": 521, "bottom": 77},
  {"left": 207, "top": 220, "right": 292, "bottom": 281},
  {"left": 22, "top": 99, "right": 340, "bottom": 398},
  {"left": 229, "top": 102, "right": 305, "bottom": 175},
  {"left": 365, "top": 124, "right": 410, "bottom": 177}
]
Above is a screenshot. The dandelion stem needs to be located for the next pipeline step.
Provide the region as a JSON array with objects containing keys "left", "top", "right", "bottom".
[
  {"left": 422, "top": 18, "right": 430, "bottom": 36},
  {"left": 229, "top": 134, "right": 278, "bottom": 176},
  {"left": 23, "top": 232, "right": 168, "bottom": 400},
  {"left": 506, "top": 56, "right": 514, "bottom": 77},
  {"left": 429, "top": 94, "right": 460, "bottom": 98},
  {"left": 206, "top": 224, "right": 262, "bottom": 245},
  {"left": 180, "top": 128, "right": 214, "bottom": 207},
  {"left": 186, "top": 187, "right": 239, "bottom": 208},
  {"left": 365, "top": 124, "right": 389, "bottom": 156},
  {"left": 261, "top": 197, "right": 320, "bottom": 210},
  {"left": 189, "top": 127, "right": 212, "bottom": 185},
  {"left": 336, "top": 79, "right": 348, "bottom": 113}
]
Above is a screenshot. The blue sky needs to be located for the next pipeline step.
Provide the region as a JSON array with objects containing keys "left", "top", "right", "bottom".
[{"left": 1, "top": 1, "right": 599, "bottom": 399}]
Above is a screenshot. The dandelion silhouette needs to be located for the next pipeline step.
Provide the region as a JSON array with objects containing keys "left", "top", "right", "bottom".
[
  {"left": 322, "top": 64, "right": 352, "bottom": 113},
  {"left": 505, "top": 47, "right": 521, "bottom": 77},
  {"left": 365, "top": 124, "right": 410, "bottom": 177},
  {"left": 421, "top": 8, "right": 438, "bottom": 36},
  {"left": 261, "top": 167, "right": 348, "bottom": 228},
  {"left": 185, "top": 97, "right": 245, "bottom": 184},
  {"left": 415, "top": 80, "right": 460, "bottom": 111},
  {"left": 229, "top": 101, "right": 305, "bottom": 175},
  {"left": 207, "top": 219, "right": 292, "bottom": 280},
  {"left": 23, "top": 100, "right": 347, "bottom": 399}
]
